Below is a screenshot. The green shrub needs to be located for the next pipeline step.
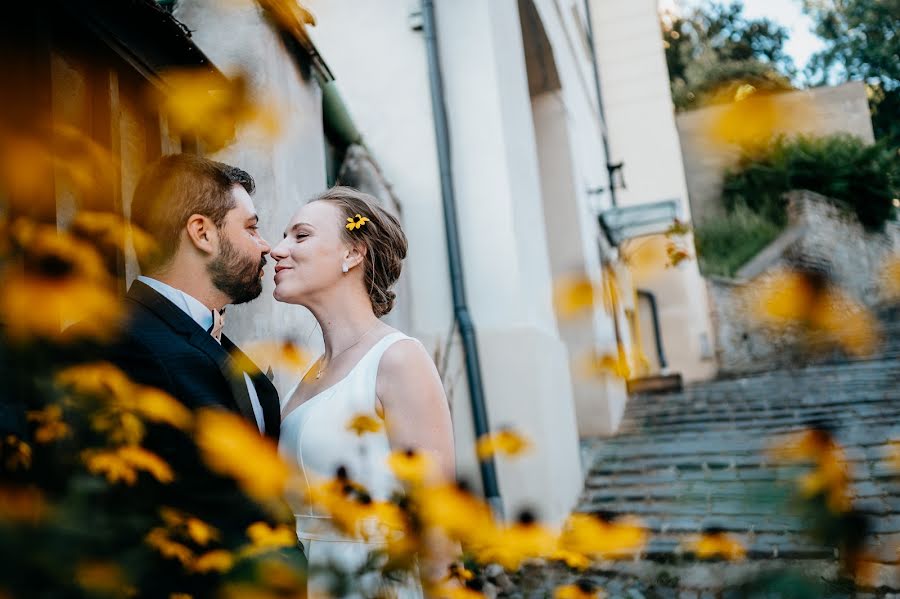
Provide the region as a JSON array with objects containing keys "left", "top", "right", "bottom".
[
  {"left": 722, "top": 134, "right": 899, "bottom": 230},
  {"left": 695, "top": 205, "right": 783, "bottom": 277}
]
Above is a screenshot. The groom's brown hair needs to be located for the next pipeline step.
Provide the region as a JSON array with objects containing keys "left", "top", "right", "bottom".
[{"left": 131, "top": 153, "right": 255, "bottom": 273}]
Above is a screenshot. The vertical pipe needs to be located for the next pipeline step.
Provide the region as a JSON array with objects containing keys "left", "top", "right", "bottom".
[
  {"left": 420, "top": 0, "right": 502, "bottom": 513},
  {"left": 582, "top": 0, "right": 618, "bottom": 208}
]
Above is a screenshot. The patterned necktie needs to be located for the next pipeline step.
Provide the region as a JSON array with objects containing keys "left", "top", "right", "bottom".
[{"left": 209, "top": 308, "right": 225, "bottom": 343}]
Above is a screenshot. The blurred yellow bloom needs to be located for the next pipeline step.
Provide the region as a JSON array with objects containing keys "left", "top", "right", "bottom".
[
  {"left": 432, "top": 585, "right": 488, "bottom": 599},
  {"left": 752, "top": 269, "right": 879, "bottom": 357},
  {"left": 0, "top": 485, "right": 47, "bottom": 522},
  {"left": 0, "top": 124, "right": 117, "bottom": 213},
  {"left": 554, "top": 582, "right": 607, "bottom": 599},
  {"left": 170, "top": 594, "right": 193, "bottom": 599},
  {"left": 708, "top": 90, "right": 782, "bottom": 148},
  {"left": 82, "top": 447, "right": 173, "bottom": 485},
  {"left": 883, "top": 254, "right": 900, "bottom": 300},
  {"left": 666, "top": 242, "right": 692, "bottom": 267},
  {"left": 473, "top": 515, "right": 557, "bottom": 571},
  {"left": 416, "top": 483, "right": 494, "bottom": 547},
  {"left": 246, "top": 522, "right": 297, "bottom": 551},
  {"left": 346, "top": 413, "right": 383, "bottom": 436},
  {"left": 3, "top": 435, "right": 31, "bottom": 470},
  {"left": 26, "top": 405, "right": 71, "bottom": 443},
  {"left": 548, "top": 549, "right": 591, "bottom": 570},
  {"left": 191, "top": 550, "right": 234, "bottom": 573},
  {"left": 0, "top": 270, "right": 122, "bottom": 344},
  {"left": 74, "top": 561, "right": 128, "bottom": 595},
  {"left": 156, "top": 69, "right": 281, "bottom": 152},
  {"left": 387, "top": 448, "right": 436, "bottom": 485},
  {"left": 57, "top": 363, "right": 193, "bottom": 432},
  {"left": 558, "top": 513, "right": 647, "bottom": 559},
  {"left": 146, "top": 528, "right": 194, "bottom": 566},
  {"left": 554, "top": 276, "right": 599, "bottom": 319},
  {"left": 475, "top": 430, "right": 531, "bottom": 461},
  {"left": 622, "top": 236, "right": 670, "bottom": 279},
  {"left": 233, "top": 340, "right": 312, "bottom": 379},
  {"left": 684, "top": 531, "right": 746, "bottom": 561},
  {"left": 771, "top": 428, "right": 851, "bottom": 513},
  {"left": 71, "top": 211, "right": 158, "bottom": 267},
  {"left": 186, "top": 518, "right": 220, "bottom": 547},
  {"left": 195, "top": 409, "right": 292, "bottom": 501},
  {"left": 443, "top": 563, "right": 475, "bottom": 583},
  {"left": 579, "top": 350, "right": 631, "bottom": 380}
]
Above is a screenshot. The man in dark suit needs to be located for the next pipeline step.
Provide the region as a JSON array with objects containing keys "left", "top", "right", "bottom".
[{"left": 113, "top": 153, "right": 279, "bottom": 440}]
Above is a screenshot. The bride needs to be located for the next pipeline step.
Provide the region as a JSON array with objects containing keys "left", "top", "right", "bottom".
[{"left": 271, "top": 186, "right": 455, "bottom": 597}]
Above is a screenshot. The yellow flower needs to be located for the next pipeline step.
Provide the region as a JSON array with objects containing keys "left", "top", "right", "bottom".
[
  {"left": 71, "top": 211, "right": 159, "bottom": 267},
  {"left": 553, "top": 276, "right": 599, "bottom": 319},
  {"left": 476, "top": 430, "right": 531, "bottom": 461},
  {"left": 146, "top": 528, "right": 194, "bottom": 566},
  {"left": 387, "top": 448, "right": 436, "bottom": 485},
  {"left": 90, "top": 409, "right": 145, "bottom": 445},
  {"left": 416, "top": 482, "right": 495, "bottom": 547},
  {"left": 232, "top": 340, "right": 312, "bottom": 379},
  {"left": 190, "top": 550, "right": 234, "bottom": 573},
  {"left": 472, "top": 512, "right": 558, "bottom": 570},
  {"left": 346, "top": 413, "right": 383, "bottom": 436},
  {"left": 170, "top": 594, "right": 193, "bottom": 599},
  {"left": 74, "top": 561, "right": 128, "bottom": 594},
  {"left": 195, "top": 409, "right": 293, "bottom": 502},
  {"left": 770, "top": 427, "right": 852, "bottom": 512},
  {"left": 156, "top": 69, "right": 281, "bottom": 152},
  {"left": 443, "top": 563, "right": 475, "bottom": 583},
  {"left": 548, "top": 549, "right": 591, "bottom": 570},
  {"left": 3, "top": 435, "right": 32, "bottom": 470},
  {"left": 185, "top": 518, "right": 220, "bottom": 546},
  {"left": 684, "top": 530, "right": 746, "bottom": 561},
  {"left": 57, "top": 363, "right": 193, "bottom": 432},
  {"left": 82, "top": 447, "right": 173, "bottom": 485},
  {"left": 558, "top": 513, "right": 647, "bottom": 559},
  {"left": 26, "top": 405, "right": 71, "bottom": 443},
  {"left": 345, "top": 214, "right": 370, "bottom": 230},
  {"left": 554, "top": 582, "right": 607, "bottom": 599},
  {"left": 883, "top": 254, "right": 900, "bottom": 300},
  {"left": 752, "top": 269, "right": 880, "bottom": 357},
  {"left": 0, "top": 485, "right": 48, "bottom": 522},
  {"left": 0, "top": 269, "right": 123, "bottom": 343},
  {"left": 246, "top": 522, "right": 297, "bottom": 551}
]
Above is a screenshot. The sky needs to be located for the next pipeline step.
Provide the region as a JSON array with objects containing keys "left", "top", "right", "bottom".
[{"left": 660, "top": 0, "right": 827, "bottom": 73}]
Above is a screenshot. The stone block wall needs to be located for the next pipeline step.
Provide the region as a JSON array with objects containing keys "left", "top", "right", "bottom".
[{"left": 707, "top": 190, "right": 899, "bottom": 375}]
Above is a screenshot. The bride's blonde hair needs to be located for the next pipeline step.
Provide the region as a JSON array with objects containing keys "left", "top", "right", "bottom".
[{"left": 313, "top": 187, "right": 408, "bottom": 317}]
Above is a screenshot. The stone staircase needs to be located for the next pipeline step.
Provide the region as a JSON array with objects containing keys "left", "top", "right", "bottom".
[{"left": 573, "top": 314, "right": 900, "bottom": 596}]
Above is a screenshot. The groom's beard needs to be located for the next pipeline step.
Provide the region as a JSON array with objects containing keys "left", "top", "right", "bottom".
[{"left": 208, "top": 233, "right": 267, "bottom": 305}]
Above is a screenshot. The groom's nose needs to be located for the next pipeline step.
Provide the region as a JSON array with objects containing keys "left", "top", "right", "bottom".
[{"left": 258, "top": 236, "right": 271, "bottom": 255}]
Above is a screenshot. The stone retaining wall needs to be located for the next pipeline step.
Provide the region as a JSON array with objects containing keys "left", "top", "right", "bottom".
[{"left": 707, "top": 190, "right": 899, "bottom": 375}]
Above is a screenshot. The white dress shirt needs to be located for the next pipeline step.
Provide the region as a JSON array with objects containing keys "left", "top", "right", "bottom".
[{"left": 137, "top": 276, "right": 266, "bottom": 433}]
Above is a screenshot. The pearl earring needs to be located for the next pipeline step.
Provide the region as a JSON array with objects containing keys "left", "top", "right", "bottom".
[{"left": 342, "top": 263, "right": 349, "bottom": 273}]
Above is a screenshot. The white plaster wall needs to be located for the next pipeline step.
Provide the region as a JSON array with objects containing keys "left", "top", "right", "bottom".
[
  {"left": 173, "top": 0, "right": 329, "bottom": 396},
  {"left": 308, "top": 0, "right": 583, "bottom": 524},
  {"left": 589, "top": 0, "right": 717, "bottom": 381}
]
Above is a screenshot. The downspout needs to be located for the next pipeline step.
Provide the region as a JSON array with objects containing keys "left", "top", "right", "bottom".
[
  {"left": 636, "top": 289, "right": 668, "bottom": 371},
  {"left": 582, "top": 0, "right": 618, "bottom": 208},
  {"left": 420, "top": 0, "right": 502, "bottom": 514}
]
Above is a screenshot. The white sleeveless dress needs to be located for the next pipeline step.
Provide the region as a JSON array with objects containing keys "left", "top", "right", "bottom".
[{"left": 278, "top": 332, "right": 424, "bottom": 599}]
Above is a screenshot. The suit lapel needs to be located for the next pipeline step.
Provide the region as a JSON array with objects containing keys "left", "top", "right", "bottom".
[
  {"left": 223, "top": 336, "right": 281, "bottom": 442},
  {"left": 126, "top": 281, "right": 259, "bottom": 426}
]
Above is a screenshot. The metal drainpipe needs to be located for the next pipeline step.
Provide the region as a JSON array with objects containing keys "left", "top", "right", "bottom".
[
  {"left": 636, "top": 289, "right": 668, "bottom": 371},
  {"left": 582, "top": 0, "right": 617, "bottom": 208},
  {"left": 420, "top": 0, "right": 502, "bottom": 514}
]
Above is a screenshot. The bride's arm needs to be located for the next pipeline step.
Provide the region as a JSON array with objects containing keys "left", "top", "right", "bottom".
[
  {"left": 376, "top": 338, "right": 459, "bottom": 588},
  {"left": 376, "top": 339, "right": 455, "bottom": 482}
]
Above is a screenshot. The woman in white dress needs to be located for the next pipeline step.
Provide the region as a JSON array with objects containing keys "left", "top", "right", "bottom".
[{"left": 270, "top": 186, "right": 455, "bottom": 598}]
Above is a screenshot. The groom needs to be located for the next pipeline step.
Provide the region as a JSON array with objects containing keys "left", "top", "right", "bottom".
[{"left": 110, "top": 153, "right": 280, "bottom": 440}]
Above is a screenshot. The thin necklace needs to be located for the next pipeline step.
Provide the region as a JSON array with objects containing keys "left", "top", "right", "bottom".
[{"left": 315, "top": 322, "right": 381, "bottom": 380}]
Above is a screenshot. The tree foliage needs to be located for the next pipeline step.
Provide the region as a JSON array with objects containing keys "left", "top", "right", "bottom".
[
  {"left": 801, "top": 0, "right": 900, "bottom": 144},
  {"left": 661, "top": 1, "right": 795, "bottom": 110}
]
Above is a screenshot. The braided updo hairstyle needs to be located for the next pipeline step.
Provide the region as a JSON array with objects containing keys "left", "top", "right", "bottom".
[{"left": 314, "top": 186, "right": 408, "bottom": 317}]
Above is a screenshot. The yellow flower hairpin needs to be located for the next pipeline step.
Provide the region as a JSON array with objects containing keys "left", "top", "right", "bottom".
[{"left": 346, "top": 214, "right": 370, "bottom": 231}]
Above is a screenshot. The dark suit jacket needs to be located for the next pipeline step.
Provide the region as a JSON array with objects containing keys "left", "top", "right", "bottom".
[{"left": 110, "top": 279, "right": 280, "bottom": 441}]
